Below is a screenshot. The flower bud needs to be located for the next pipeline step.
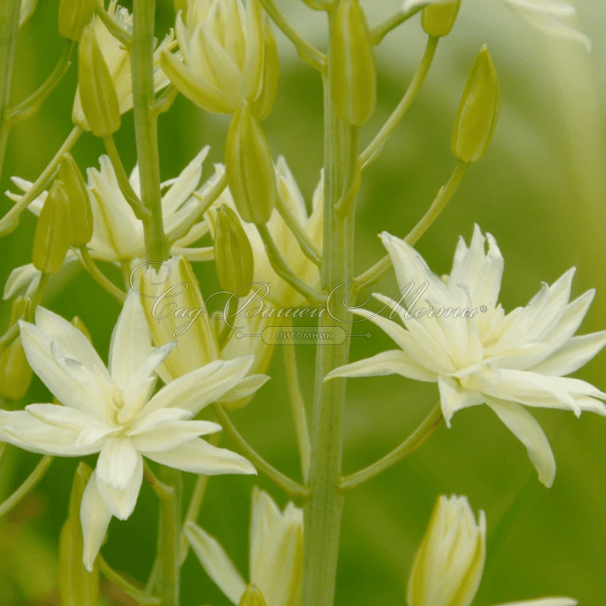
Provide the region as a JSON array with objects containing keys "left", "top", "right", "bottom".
[
  {"left": 78, "top": 25, "right": 121, "bottom": 137},
  {"left": 422, "top": 0, "right": 461, "bottom": 37},
  {"left": 215, "top": 205, "right": 255, "bottom": 297},
  {"left": 250, "top": 20, "right": 280, "bottom": 120},
  {"left": 33, "top": 180, "right": 71, "bottom": 274},
  {"left": 59, "top": 153, "right": 94, "bottom": 246},
  {"left": 225, "top": 104, "right": 278, "bottom": 224},
  {"left": 301, "top": 0, "right": 335, "bottom": 9},
  {"left": 408, "top": 495, "right": 486, "bottom": 606},
  {"left": 239, "top": 584, "right": 268, "bottom": 606},
  {"left": 71, "top": 316, "right": 93, "bottom": 343},
  {"left": 331, "top": 0, "right": 376, "bottom": 126},
  {"left": 452, "top": 46, "right": 500, "bottom": 164},
  {"left": 0, "top": 297, "right": 32, "bottom": 401},
  {"left": 60, "top": 463, "right": 99, "bottom": 606},
  {"left": 58, "top": 0, "right": 96, "bottom": 41}
]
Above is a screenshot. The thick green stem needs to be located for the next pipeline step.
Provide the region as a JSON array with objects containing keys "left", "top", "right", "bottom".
[
  {"left": 0, "top": 0, "right": 21, "bottom": 180},
  {"left": 131, "top": 0, "right": 167, "bottom": 263},
  {"left": 302, "top": 13, "right": 358, "bottom": 604}
]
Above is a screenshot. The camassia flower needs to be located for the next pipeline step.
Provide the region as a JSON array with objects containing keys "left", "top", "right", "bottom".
[
  {"left": 327, "top": 226, "right": 606, "bottom": 487},
  {"left": 4, "top": 148, "right": 213, "bottom": 299},
  {"left": 0, "top": 293, "right": 261, "bottom": 571},
  {"left": 408, "top": 494, "right": 577, "bottom": 606},
  {"left": 186, "top": 487, "right": 303, "bottom": 606}
]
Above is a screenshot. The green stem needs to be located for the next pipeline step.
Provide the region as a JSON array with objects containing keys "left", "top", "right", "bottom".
[
  {"left": 78, "top": 246, "right": 126, "bottom": 303},
  {"left": 0, "top": 125, "right": 82, "bottom": 237},
  {"left": 302, "top": 12, "right": 359, "bottom": 604},
  {"left": 340, "top": 404, "right": 442, "bottom": 491},
  {"left": 98, "top": 556, "right": 160, "bottom": 605},
  {"left": 95, "top": 2, "right": 132, "bottom": 47},
  {"left": 370, "top": 4, "right": 429, "bottom": 45},
  {"left": 360, "top": 36, "right": 438, "bottom": 169},
  {"left": 0, "top": 0, "right": 21, "bottom": 181},
  {"left": 131, "top": 0, "right": 168, "bottom": 263},
  {"left": 0, "top": 455, "right": 53, "bottom": 518}
]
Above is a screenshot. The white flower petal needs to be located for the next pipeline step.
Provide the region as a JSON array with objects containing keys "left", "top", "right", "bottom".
[
  {"left": 438, "top": 376, "right": 484, "bottom": 427},
  {"left": 486, "top": 397, "right": 556, "bottom": 488},
  {"left": 185, "top": 521, "right": 247, "bottom": 605},
  {"left": 218, "top": 374, "right": 270, "bottom": 404},
  {"left": 493, "top": 598, "right": 577, "bottom": 606},
  {"left": 97, "top": 438, "right": 141, "bottom": 491},
  {"left": 81, "top": 471, "right": 113, "bottom": 572},
  {"left": 141, "top": 438, "right": 256, "bottom": 476},
  {"left": 162, "top": 146, "right": 209, "bottom": 217},
  {"left": 130, "top": 420, "right": 221, "bottom": 452}
]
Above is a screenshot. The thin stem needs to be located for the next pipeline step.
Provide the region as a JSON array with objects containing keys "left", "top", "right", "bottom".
[
  {"left": 0, "top": 0, "right": 21, "bottom": 180},
  {"left": 370, "top": 4, "right": 429, "bottom": 45},
  {"left": 256, "top": 223, "right": 325, "bottom": 305},
  {"left": 78, "top": 247, "right": 126, "bottom": 303},
  {"left": 96, "top": 2, "right": 132, "bottom": 47},
  {"left": 131, "top": 0, "right": 168, "bottom": 263},
  {"left": 7, "top": 40, "right": 75, "bottom": 124},
  {"left": 360, "top": 36, "right": 438, "bottom": 168},
  {"left": 276, "top": 191, "right": 322, "bottom": 267},
  {"left": 284, "top": 340, "right": 311, "bottom": 484},
  {"left": 354, "top": 160, "right": 469, "bottom": 289},
  {"left": 103, "top": 135, "right": 150, "bottom": 220},
  {"left": 259, "top": 0, "right": 326, "bottom": 71},
  {"left": 0, "top": 455, "right": 53, "bottom": 518},
  {"left": 98, "top": 556, "right": 160, "bottom": 605},
  {"left": 143, "top": 461, "right": 172, "bottom": 500},
  {"left": 212, "top": 403, "right": 309, "bottom": 500},
  {"left": 340, "top": 404, "right": 442, "bottom": 491},
  {"left": 0, "top": 125, "right": 82, "bottom": 237}
]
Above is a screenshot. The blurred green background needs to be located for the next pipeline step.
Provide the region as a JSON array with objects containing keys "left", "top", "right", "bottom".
[{"left": 1, "top": 0, "right": 606, "bottom": 604}]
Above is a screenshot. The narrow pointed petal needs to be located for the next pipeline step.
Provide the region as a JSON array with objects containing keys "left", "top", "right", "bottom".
[
  {"left": 486, "top": 397, "right": 556, "bottom": 487},
  {"left": 130, "top": 420, "right": 221, "bottom": 452},
  {"left": 493, "top": 598, "right": 577, "bottom": 606},
  {"left": 438, "top": 376, "right": 484, "bottom": 427},
  {"left": 95, "top": 450, "right": 143, "bottom": 520},
  {"left": 97, "top": 438, "right": 140, "bottom": 490},
  {"left": 81, "top": 472, "right": 112, "bottom": 572},
  {"left": 219, "top": 374, "right": 270, "bottom": 404},
  {"left": 185, "top": 521, "right": 247, "bottom": 605}
]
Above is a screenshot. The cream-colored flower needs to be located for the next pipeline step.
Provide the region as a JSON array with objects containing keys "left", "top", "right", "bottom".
[
  {"left": 4, "top": 148, "right": 213, "bottom": 298},
  {"left": 185, "top": 487, "right": 303, "bottom": 606},
  {"left": 0, "top": 293, "right": 262, "bottom": 571},
  {"left": 408, "top": 494, "right": 577, "bottom": 606},
  {"left": 72, "top": 0, "right": 175, "bottom": 130},
  {"left": 19, "top": 0, "right": 38, "bottom": 27},
  {"left": 328, "top": 225, "right": 606, "bottom": 487}
]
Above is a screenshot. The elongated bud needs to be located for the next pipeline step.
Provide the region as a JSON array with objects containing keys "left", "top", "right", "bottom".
[
  {"left": 78, "top": 25, "right": 121, "bottom": 137},
  {"left": 452, "top": 46, "right": 500, "bottom": 163},
  {"left": 215, "top": 205, "right": 254, "bottom": 297},
  {"left": 302, "top": 0, "right": 335, "bottom": 9},
  {"left": 331, "top": 0, "right": 376, "bottom": 126},
  {"left": 33, "top": 181, "right": 71, "bottom": 274},
  {"left": 239, "top": 584, "right": 268, "bottom": 606},
  {"left": 226, "top": 104, "right": 277, "bottom": 224},
  {"left": 58, "top": 0, "right": 96, "bottom": 41},
  {"left": 59, "top": 154, "right": 94, "bottom": 246},
  {"left": 0, "top": 297, "right": 32, "bottom": 401},
  {"left": 71, "top": 316, "right": 93, "bottom": 342},
  {"left": 251, "top": 20, "right": 280, "bottom": 120},
  {"left": 60, "top": 463, "right": 99, "bottom": 605},
  {"left": 422, "top": 0, "right": 461, "bottom": 37},
  {"left": 408, "top": 495, "right": 486, "bottom": 606}
]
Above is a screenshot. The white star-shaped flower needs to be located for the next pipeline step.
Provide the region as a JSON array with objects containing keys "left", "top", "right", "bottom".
[
  {"left": 0, "top": 293, "right": 261, "bottom": 570},
  {"left": 328, "top": 225, "right": 606, "bottom": 487}
]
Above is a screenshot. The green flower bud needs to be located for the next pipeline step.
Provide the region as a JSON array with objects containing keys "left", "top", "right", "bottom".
[
  {"left": 452, "top": 46, "right": 500, "bottom": 164},
  {"left": 422, "top": 0, "right": 461, "bottom": 37},
  {"left": 33, "top": 180, "right": 71, "bottom": 275},
  {"left": 331, "top": 0, "right": 376, "bottom": 126},
  {"left": 78, "top": 25, "right": 121, "bottom": 137},
  {"left": 58, "top": 0, "right": 96, "bottom": 41},
  {"left": 226, "top": 104, "right": 278, "bottom": 224},
  {"left": 251, "top": 19, "right": 280, "bottom": 121},
  {"left": 0, "top": 297, "right": 32, "bottom": 401},
  {"left": 215, "top": 205, "right": 255, "bottom": 296},
  {"left": 60, "top": 463, "right": 99, "bottom": 606},
  {"left": 239, "top": 584, "right": 268, "bottom": 606},
  {"left": 59, "top": 153, "right": 94, "bottom": 246}
]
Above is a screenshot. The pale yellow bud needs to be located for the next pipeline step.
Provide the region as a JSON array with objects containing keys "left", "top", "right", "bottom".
[
  {"left": 250, "top": 19, "right": 280, "bottom": 120},
  {"left": 408, "top": 495, "right": 486, "bottom": 606},
  {"left": 0, "top": 297, "right": 32, "bottom": 401},
  {"left": 331, "top": 0, "right": 376, "bottom": 126},
  {"left": 239, "top": 584, "right": 268, "bottom": 606},
  {"left": 422, "top": 1, "right": 461, "bottom": 37},
  {"left": 452, "top": 46, "right": 500, "bottom": 164},
  {"left": 215, "top": 205, "right": 254, "bottom": 296},
  {"left": 60, "top": 153, "right": 94, "bottom": 246},
  {"left": 225, "top": 104, "right": 278, "bottom": 224},
  {"left": 78, "top": 25, "right": 121, "bottom": 137},
  {"left": 33, "top": 180, "right": 71, "bottom": 275},
  {"left": 58, "top": 0, "right": 96, "bottom": 41}
]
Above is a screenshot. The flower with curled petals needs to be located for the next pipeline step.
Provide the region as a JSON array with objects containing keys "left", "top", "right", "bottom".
[
  {"left": 0, "top": 293, "right": 262, "bottom": 571},
  {"left": 327, "top": 225, "right": 606, "bottom": 487}
]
